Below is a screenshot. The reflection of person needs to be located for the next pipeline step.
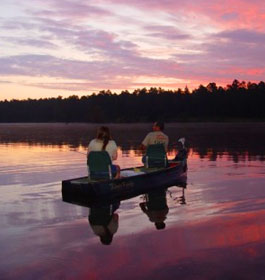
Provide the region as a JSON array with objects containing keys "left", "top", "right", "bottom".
[
  {"left": 88, "top": 202, "right": 120, "bottom": 245},
  {"left": 140, "top": 121, "right": 169, "bottom": 151},
  {"left": 87, "top": 126, "right": 120, "bottom": 178},
  {"left": 170, "top": 186, "right": 186, "bottom": 205},
  {"left": 139, "top": 190, "right": 169, "bottom": 230},
  {"left": 179, "top": 188, "right": 186, "bottom": 205}
]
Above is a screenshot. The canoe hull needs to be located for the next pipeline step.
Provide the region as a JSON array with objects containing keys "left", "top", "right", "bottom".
[{"left": 62, "top": 162, "right": 187, "bottom": 204}]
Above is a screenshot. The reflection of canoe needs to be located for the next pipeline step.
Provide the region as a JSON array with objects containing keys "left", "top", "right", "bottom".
[{"left": 62, "top": 160, "right": 187, "bottom": 203}]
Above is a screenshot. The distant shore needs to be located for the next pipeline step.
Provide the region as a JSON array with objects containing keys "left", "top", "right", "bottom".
[
  {"left": 1, "top": 82, "right": 264, "bottom": 123},
  {"left": 1, "top": 119, "right": 265, "bottom": 124}
]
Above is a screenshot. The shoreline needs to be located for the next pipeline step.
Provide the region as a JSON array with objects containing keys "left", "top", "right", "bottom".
[{"left": 1, "top": 119, "right": 265, "bottom": 125}]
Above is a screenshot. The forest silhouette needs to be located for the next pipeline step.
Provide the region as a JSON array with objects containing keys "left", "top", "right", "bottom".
[{"left": 0, "top": 80, "right": 264, "bottom": 122}]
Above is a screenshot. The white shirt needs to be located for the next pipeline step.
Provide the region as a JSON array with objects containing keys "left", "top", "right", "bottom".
[
  {"left": 142, "top": 131, "right": 169, "bottom": 151},
  {"left": 90, "top": 214, "right": 119, "bottom": 236},
  {"left": 88, "top": 139, "right": 118, "bottom": 161}
]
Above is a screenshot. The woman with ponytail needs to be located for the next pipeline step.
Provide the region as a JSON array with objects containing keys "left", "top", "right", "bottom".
[{"left": 87, "top": 126, "right": 120, "bottom": 178}]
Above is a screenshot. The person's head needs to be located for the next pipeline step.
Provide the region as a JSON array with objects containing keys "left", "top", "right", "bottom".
[
  {"left": 96, "top": 126, "right": 111, "bottom": 150},
  {"left": 155, "top": 222, "right": 166, "bottom": 230},
  {"left": 100, "top": 234, "right": 113, "bottom": 245},
  {"left": 152, "top": 121, "right": 164, "bottom": 131}
]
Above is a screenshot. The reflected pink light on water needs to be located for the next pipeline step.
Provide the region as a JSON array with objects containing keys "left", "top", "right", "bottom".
[
  {"left": 5, "top": 207, "right": 264, "bottom": 280},
  {"left": 0, "top": 135, "right": 265, "bottom": 279}
]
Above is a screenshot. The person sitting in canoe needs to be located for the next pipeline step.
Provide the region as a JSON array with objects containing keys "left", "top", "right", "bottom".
[
  {"left": 140, "top": 121, "right": 169, "bottom": 165},
  {"left": 141, "top": 121, "right": 169, "bottom": 151},
  {"left": 87, "top": 126, "right": 120, "bottom": 178}
]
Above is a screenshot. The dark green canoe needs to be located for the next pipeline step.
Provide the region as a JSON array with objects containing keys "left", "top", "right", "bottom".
[{"left": 62, "top": 159, "right": 187, "bottom": 203}]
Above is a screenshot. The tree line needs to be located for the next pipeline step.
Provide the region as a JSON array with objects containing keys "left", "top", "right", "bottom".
[{"left": 0, "top": 80, "right": 264, "bottom": 122}]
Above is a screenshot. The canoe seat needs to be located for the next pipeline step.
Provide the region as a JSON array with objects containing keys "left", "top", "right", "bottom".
[
  {"left": 145, "top": 144, "right": 168, "bottom": 168},
  {"left": 87, "top": 151, "right": 112, "bottom": 180}
]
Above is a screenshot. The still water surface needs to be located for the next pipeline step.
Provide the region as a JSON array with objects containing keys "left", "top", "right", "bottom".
[{"left": 0, "top": 123, "right": 265, "bottom": 279}]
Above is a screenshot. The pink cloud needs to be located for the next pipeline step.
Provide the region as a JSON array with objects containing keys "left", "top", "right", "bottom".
[
  {"left": 102, "top": 0, "right": 265, "bottom": 30},
  {"left": 1, "top": 43, "right": 263, "bottom": 92},
  {"left": 1, "top": 0, "right": 264, "bottom": 97}
]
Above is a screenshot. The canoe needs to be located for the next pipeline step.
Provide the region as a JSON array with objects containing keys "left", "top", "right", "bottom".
[
  {"left": 62, "top": 159, "right": 187, "bottom": 204},
  {"left": 63, "top": 181, "right": 186, "bottom": 208}
]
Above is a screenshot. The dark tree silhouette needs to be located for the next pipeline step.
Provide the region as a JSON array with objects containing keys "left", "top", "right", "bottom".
[{"left": 0, "top": 80, "right": 264, "bottom": 123}]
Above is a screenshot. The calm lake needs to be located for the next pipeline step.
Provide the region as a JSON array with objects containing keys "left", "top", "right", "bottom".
[{"left": 0, "top": 123, "right": 265, "bottom": 280}]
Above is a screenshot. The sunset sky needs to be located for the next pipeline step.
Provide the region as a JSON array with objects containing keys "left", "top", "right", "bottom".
[{"left": 0, "top": 0, "right": 264, "bottom": 100}]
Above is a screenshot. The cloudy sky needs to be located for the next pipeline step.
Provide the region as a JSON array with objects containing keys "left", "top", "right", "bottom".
[{"left": 0, "top": 0, "right": 264, "bottom": 100}]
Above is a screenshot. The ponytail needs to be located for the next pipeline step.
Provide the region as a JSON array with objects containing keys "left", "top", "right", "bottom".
[
  {"left": 102, "top": 137, "right": 108, "bottom": 150},
  {"left": 96, "top": 126, "right": 111, "bottom": 150}
]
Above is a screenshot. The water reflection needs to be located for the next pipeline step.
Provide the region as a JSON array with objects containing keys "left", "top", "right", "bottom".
[
  {"left": 140, "top": 189, "right": 169, "bottom": 230},
  {"left": 89, "top": 202, "right": 120, "bottom": 245},
  {"left": 168, "top": 187, "right": 186, "bottom": 205},
  {"left": 63, "top": 183, "right": 187, "bottom": 245},
  {"left": 1, "top": 123, "right": 265, "bottom": 163},
  {"left": 0, "top": 123, "right": 265, "bottom": 279}
]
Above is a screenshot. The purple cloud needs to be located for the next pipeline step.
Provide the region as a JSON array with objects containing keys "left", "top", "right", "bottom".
[
  {"left": 5, "top": 16, "right": 137, "bottom": 59},
  {"left": 1, "top": 36, "right": 57, "bottom": 49},
  {"left": 144, "top": 25, "right": 192, "bottom": 40},
  {"left": 0, "top": 54, "right": 179, "bottom": 80},
  {"left": 205, "top": 29, "right": 265, "bottom": 67},
  {"left": 0, "top": 20, "right": 37, "bottom": 31},
  {"left": 30, "top": 0, "right": 112, "bottom": 19},
  {"left": 1, "top": 0, "right": 264, "bottom": 98},
  {"left": 215, "top": 29, "right": 265, "bottom": 44},
  {"left": 173, "top": 29, "right": 265, "bottom": 81}
]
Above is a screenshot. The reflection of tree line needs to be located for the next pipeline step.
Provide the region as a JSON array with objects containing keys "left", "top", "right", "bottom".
[
  {"left": 192, "top": 148, "right": 265, "bottom": 163},
  {"left": 0, "top": 138, "right": 264, "bottom": 163},
  {"left": 88, "top": 187, "right": 186, "bottom": 245},
  {"left": 0, "top": 80, "right": 264, "bottom": 122},
  {"left": 125, "top": 147, "right": 265, "bottom": 163},
  {"left": 1, "top": 122, "right": 264, "bottom": 162}
]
